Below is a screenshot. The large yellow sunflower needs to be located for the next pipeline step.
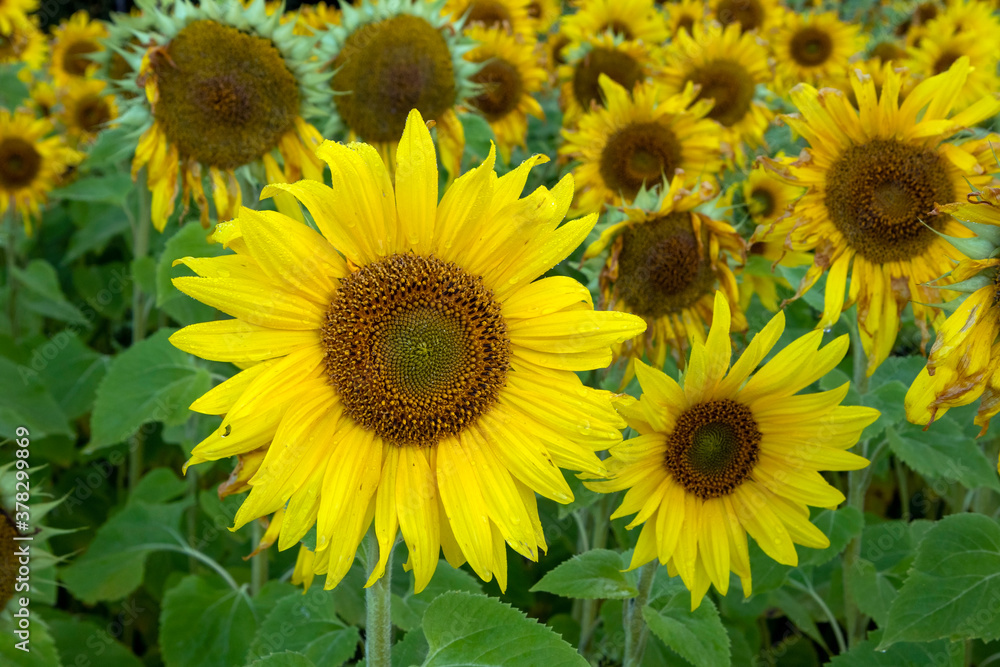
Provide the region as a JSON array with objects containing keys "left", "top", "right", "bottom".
[
  {"left": 0, "top": 109, "right": 83, "bottom": 235},
  {"left": 757, "top": 59, "right": 1000, "bottom": 374},
  {"left": 772, "top": 11, "right": 863, "bottom": 94},
  {"left": 587, "top": 292, "right": 877, "bottom": 609},
  {"left": 170, "top": 109, "right": 646, "bottom": 593},
  {"left": 560, "top": 75, "right": 724, "bottom": 214},
  {"left": 660, "top": 22, "right": 773, "bottom": 166},
  {"left": 58, "top": 79, "right": 119, "bottom": 144},
  {"left": 49, "top": 10, "right": 107, "bottom": 86},
  {"left": 123, "top": 0, "right": 330, "bottom": 231},
  {"left": 560, "top": 0, "right": 668, "bottom": 45},
  {"left": 464, "top": 26, "right": 545, "bottom": 164},
  {"left": 583, "top": 176, "right": 745, "bottom": 380}
]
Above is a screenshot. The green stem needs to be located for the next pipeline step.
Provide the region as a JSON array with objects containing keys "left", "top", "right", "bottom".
[
  {"left": 623, "top": 561, "right": 657, "bottom": 666},
  {"left": 789, "top": 577, "right": 846, "bottom": 654},
  {"left": 895, "top": 457, "right": 911, "bottom": 522},
  {"left": 129, "top": 169, "right": 151, "bottom": 491},
  {"left": 365, "top": 531, "right": 393, "bottom": 667},
  {"left": 5, "top": 208, "right": 18, "bottom": 340},
  {"left": 250, "top": 519, "right": 267, "bottom": 596},
  {"left": 579, "top": 496, "right": 611, "bottom": 654}
]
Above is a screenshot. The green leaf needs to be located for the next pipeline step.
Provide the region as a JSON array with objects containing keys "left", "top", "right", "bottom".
[
  {"left": 52, "top": 173, "right": 134, "bottom": 204},
  {"left": 746, "top": 540, "right": 792, "bottom": 595},
  {"left": 642, "top": 580, "right": 730, "bottom": 667},
  {"left": 12, "top": 260, "right": 87, "bottom": 325},
  {"left": 64, "top": 202, "right": 130, "bottom": 263},
  {"left": 845, "top": 557, "right": 901, "bottom": 627},
  {"left": 246, "top": 653, "right": 317, "bottom": 667},
  {"left": 131, "top": 468, "right": 188, "bottom": 504},
  {"left": 830, "top": 635, "right": 962, "bottom": 667},
  {"left": 0, "top": 616, "right": 62, "bottom": 667},
  {"left": 879, "top": 513, "right": 1000, "bottom": 648},
  {"left": 393, "top": 630, "right": 429, "bottom": 667},
  {"left": 60, "top": 498, "right": 188, "bottom": 603},
  {"left": 83, "top": 128, "right": 136, "bottom": 166},
  {"left": 88, "top": 328, "right": 211, "bottom": 451},
  {"left": 421, "top": 591, "right": 588, "bottom": 666},
  {"left": 769, "top": 588, "right": 827, "bottom": 651},
  {"left": 798, "top": 507, "right": 864, "bottom": 567},
  {"left": 45, "top": 611, "right": 144, "bottom": 667},
  {"left": 131, "top": 255, "right": 158, "bottom": 298},
  {"left": 37, "top": 333, "right": 109, "bottom": 420},
  {"left": 156, "top": 223, "right": 224, "bottom": 325},
  {"left": 160, "top": 574, "right": 256, "bottom": 667},
  {"left": 886, "top": 419, "right": 1000, "bottom": 492},
  {"left": 393, "top": 560, "right": 483, "bottom": 632},
  {"left": 860, "top": 381, "right": 908, "bottom": 438},
  {"left": 0, "top": 355, "right": 73, "bottom": 438},
  {"left": 530, "top": 549, "right": 638, "bottom": 599},
  {"left": 245, "top": 587, "right": 360, "bottom": 667}
]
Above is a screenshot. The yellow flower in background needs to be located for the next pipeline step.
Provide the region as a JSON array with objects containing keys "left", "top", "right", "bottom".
[
  {"left": 0, "top": 0, "right": 35, "bottom": 33},
  {"left": 560, "top": 0, "right": 668, "bottom": 45},
  {"left": 464, "top": 25, "right": 546, "bottom": 164},
  {"left": 525, "top": 0, "right": 561, "bottom": 33},
  {"left": 560, "top": 74, "right": 723, "bottom": 215},
  {"left": 124, "top": 0, "right": 330, "bottom": 231},
  {"left": 58, "top": 79, "right": 119, "bottom": 144},
  {"left": 903, "top": 22, "right": 1000, "bottom": 111},
  {"left": 0, "top": 109, "right": 83, "bottom": 235},
  {"left": 444, "top": 0, "right": 534, "bottom": 35},
  {"left": 49, "top": 10, "right": 107, "bottom": 86},
  {"left": 583, "top": 176, "right": 745, "bottom": 381},
  {"left": 772, "top": 11, "right": 863, "bottom": 93},
  {"left": 709, "top": 0, "right": 782, "bottom": 34},
  {"left": 588, "top": 292, "right": 877, "bottom": 609},
  {"left": 663, "top": 0, "right": 705, "bottom": 37},
  {"left": 758, "top": 59, "right": 1000, "bottom": 375},
  {"left": 170, "top": 109, "right": 646, "bottom": 594},
  {"left": 0, "top": 16, "right": 47, "bottom": 79},
  {"left": 294, "top": 1, "right": 342, "bottom": 35}
]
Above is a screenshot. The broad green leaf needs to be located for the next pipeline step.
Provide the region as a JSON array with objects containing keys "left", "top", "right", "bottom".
[
  {"left": 746, "top": 541, "right": 792, "bottom": 595},
  {"left": 60, "top": 498, "right": 188, "bottom": 603},
  {"left": 879, "top": 513, "right": 1000, "bottom": 648},
  {"left": 0, "top": 616, "right": 61, "bottom": 667},
  {"left": 246, "top": 653, "right": 317, "bottom": 667},
  {"left": 160, "top": 574, "right": 255, "bottom": 667},
  {"left": 245, "top": 587, "right": 359, "bottom": 667},
  {"left": 45, "top": 611, "right": 144, "bottom": 667},
  {"left": 393, "top": 630, "right": 429, "bottom": 667},
  {"left": 88, "top": 328, "right": 211, "bottom": 451},
  {"left": 860, "top": 381, "right": 907, "bottom": 438},
  {"left": 131, "top": 468, "right": 188, "bottom": 504},
  {"left": 531, "top": 549, "right": 637, "bottom": 600},
  {"left": 845, "top": 557, "right": 901, "bottom": 627},
  {"left": 131, "top": 256, "right": 158, "bottom": 298},
  {"left": 769, "top": 588, "right": 827, "bottom": 651},
  {"left": 0, "top": 355, "right": 73, "bottom": 438},
  {"left": 798, "top": 507, "right": 864, "bottom": 567},
  {"left": 12, "top": 260, "right": 87, "bottom": 325},
  {"left": 52, "top": 173, "right": 134, "bottom": 204},
  {"left": 83, "top": 128, "right": 136, "bottom": 166},
  {"left": 642, "top": 578, "right": 730, "bottom": 667},
  {"left": 421, "top": 591, "right": 587, "bottom": 666},
  {"left": 156, "top": 223, "right": 224, "bottom": 325},
  {"left": 393, "top": 560, "right": 483, "bottom": 632},
  {"left": 37, "top": 333, "right": 109, "bottom": 420},
  {"left": 886, "top": 419, "right": 1000, "bottom": 492},
  {"left": 64, "top": 201, "right": 130, "bottom": 263},
  {"left": 830, "top": 636, "right": 962, "bottom": 667}
]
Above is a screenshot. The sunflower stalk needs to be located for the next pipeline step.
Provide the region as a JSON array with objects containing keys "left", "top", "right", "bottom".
[
  {"left": 365, "top": 531, "right": 393, "bottom": 667},
  {"left": 128, "top": 168, "right": 151, "bottom": 491},
  {"left": 578, "top": 496, "right": 611, "bottom": 654},
  {"left": 4, "top": 208, "right": 17, "bottom": 340},
  {"left": 622, "top": 561, "right": 657, "bottom": 666}
]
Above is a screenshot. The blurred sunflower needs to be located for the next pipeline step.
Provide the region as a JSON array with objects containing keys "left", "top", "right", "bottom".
[
  {"left": 903, "top": 26, "right": 1000, "bottom": 111},
  {"left": 663, "top": 0, "right": 705, "bottom": 36},
  {"left": 560, "top": 75, "right": 723, "bottom": 214},
  {"left": 28, "top": 80, "right": 55, "bottom": 117},
  {"left": 661, "top": 22, "right": 772, "bottom": 166},
  {"left": 464, "top": 26, "right": 545, "bottom": 164},
  {"left": 322, "top": 0, "right": 479, "bottom": 179},
  {"left": 0, "top": 0, "right": 35, "bottom": 33},
  {"left": 294, "top": 2, "right": 341, "bottom": 35},
  {"left": 560, "top": 0, "right": 668, "bottom": 44},
  {"left": 526, "top": 0, "right": 561, "bottom": 33},
  {"left": 588, "top": 292, "right": 876, "bottom": 609},
  {"left": 58, "top": 79, "right": 118, "bottom": 144},
  {"left": 772, "top": 11, "right": 862, "bottom": 93},
  {"left": 709, "top": 0, "right": 782, "bottom": 33},
  {"left": 902, "top": 0, "right": 999, "bottom": 46},
  {"left": 122, "top": 0, "right": 330, "bottom": 231},
  {"left": 583, "top": 176, "right": 745, "bottom": 379},
  {"left": 171, "top": 110, "right": 646, "bottom": 593},
  {"left": 758, "top": 59, "right": 1000, "bottom": 374},
  {"left": 0, "top": 17, "right": 47, "bottom": 79},
  {"left": 49, "top": 10, "right": 107, "bottom": 86},
  {"left": 444, "top": 0, "right": 533, "bottom": 35},
  {"left": 0, "top": 109, "right": 83, "bottom": 234}
]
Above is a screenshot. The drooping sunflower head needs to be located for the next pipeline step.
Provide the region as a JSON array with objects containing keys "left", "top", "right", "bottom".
[
  {"left": 587, "top": 292, "right": 877, "bottom": 609},
  {"left": 170, "top": 109, "right": 646, "bottom": 594},
  {"left": 757, "top": 58, "right": 1000, "bottom": 374},
  {"left": 0, "top": 109, "right": 84, "bottom": 234},
  {"left": 560, "top": 74, "right": 724, "bottom": 215},
  {"left": 49, "top": 10, "right": 108, "bottom": 86},
  {"left": 444, "top": 0, "right": 534, "bottom": 35},
  {"left": 322, "top": 0, "right": 479, "bottom": 176},
  {"left": 709, "top": 0, "right": 781, "bottom": 34},
  {"left": 583, "top": 176, "right": 746, "bottom": 376},
  {"left": 59, "top": 79, "right": 119, "bottom": 143},
  {"left": 123, "top": 0, "right": 331, "bottom": 231},
  {"left": 772, "top": 10, "right": 863, "bottom": 93}
]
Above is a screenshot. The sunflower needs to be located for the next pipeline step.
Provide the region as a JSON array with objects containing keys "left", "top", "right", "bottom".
[
  {"left": 757, "top": 59, "right": 1000, "bottom": 374},
  {"left": 905, "top": 185, "right": 1000, "bottom": 439},
  {"left": 29, "top": 80, "right": 55, "bottom": 117},
  {"left": 0, "top": 0, "right": 34, "bottom": 33},
  {"left": 0, "top": 109, "right": 83, "bottom": 235},
  {"left": 170, "top": 109, "right": 647, "bottom": 593},
  {"left": 560, "top": 0, "right": 668, "bottom": 45},
  {"left": 444, "top": 0, "right": 533, "bottom": 35},
  {"left": 294, "top": 1, "right": 341, "bottom": 34},
  {"left": 772, "top": 11, "right": 863, "bottom": 94},
  {"left": 121, "top": 0, "right": 330, "bottom": 231},
  {"left": 560, "top": 75, "right": 724, "bottom": 215},
  {"left": 58, "top": 79, "right": 118, "bottom": 144},
  {"left": 321, "top": 0, "right": 479, "bottom": 180},
  {"left": 903, "top": 25, "right": 1000, "bottom": 111},
  {"left": 464, "top": 26, "right": 545, "bottom": 164},
  {"left": 902, "top": 0, "right": 1000, "bottom": 46},
  {"left": 709, "top": 0, "right": 782, "bottom": 34},
  {"left": 587, "top": 291, "right": 877, "bottom": 609},
  {"left": 583, "top": 176, "right": 745, "bottom": 380},
  {"left": 525, "top": 0, "right": 561, "bottom": 33},
  {"left": 0, "top": 16, "right": 47, "bottom": 79},
  {"left": 663, "top": 0, "right": 705, "bottom": 36},
  {"left": 660, "top": 22, "right": 773, "bottom": 166},
  {"left": 557, "top": 33, "right": 660, "bottom": 127},
  {"left": 49, "top": 10, "right": 107, "bottom": 86}
]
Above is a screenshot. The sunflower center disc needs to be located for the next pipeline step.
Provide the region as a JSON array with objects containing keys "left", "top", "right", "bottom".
[
  {"left": 76, "top": 96, "right": 112, "bottom": 134},
  {"left": 750, "top": 187, "right": 775, "bottom": 218},
  {"left": 63, "top": 40, "right": 98, "bottom": 76},
  {"left": 323, "top": 254, "right": 510, "bottom": 447},
  {"left": 0, "top": 138, "right": 41, "bottom": 188},
  {"left": 688, "top": 59, "right": 755, "bottom": 127},
  {"left": 790, "top": 27, "right": 833, "bottom": 67},
  {"left": 666, "top": 400, "right": 762, "bottom": 499},
  {"left": 471, "top": 59, "right": 523, "bottom": 120},
  {"left": 933, "top": 50, "right": 961, "bottom": 75},
  {"left": 333, "top": 15, "right": 456, "bottom": 143},
  {"left": 616, "top": 211, "right": 715, "bottom": 317},
  {"left": 572, "top": 47, "right": 642, "bottom": 112},
  {"left": 604, "top": 20, "right": 633, "bottom": 40},
  {"left": 600, "top": 122, "right": 682, "bottom": 200},
  {"left": 465, "top": 0, "right": 513, "bottom": 30},
  {"left": 152, "top": 20, "right": 300, "bottom": 170},
  {"left": 825, "top": 139, "right": 953, "bottom": 263},
  {"left": 716, "top": 0, "right": 764, "bottom": 32}
]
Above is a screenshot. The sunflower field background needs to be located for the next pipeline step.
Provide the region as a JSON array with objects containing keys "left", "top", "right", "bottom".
[{"left": 3, "top": 0, "right": 1000, "bottom": 665}]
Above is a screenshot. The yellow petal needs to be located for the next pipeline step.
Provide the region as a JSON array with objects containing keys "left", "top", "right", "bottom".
[{"left": 395, "top": 109, "right": 438, "bottom": 254}]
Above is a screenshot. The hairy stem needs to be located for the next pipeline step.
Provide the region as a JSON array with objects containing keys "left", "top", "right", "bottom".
[{"left": 365, "top": 531, "right": 393, "bottom": 667}]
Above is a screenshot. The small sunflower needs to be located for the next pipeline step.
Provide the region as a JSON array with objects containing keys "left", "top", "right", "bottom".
[
  {"left": 663, "top": 0, "right": 705, "bottom": 37},
  {"left": 0, "top": 0, "right": 35, "bottom": 33},
  {"left": 772, "top": 11, "right": 863, "bottom": 93},
  {"left": 0, "top": 109, "right": 83, "bottom": 235},
  {"left": 170, "top": 109, "right": 646, "bottom": 593},
  {"left": 583, "top": 176, "right": 746, "bottom": 378},
  {"left": 122, "top": 0, "right": 330, "bottom": 231},
  {"left": 294, "top": 2, "right": 342, "bottom": 35},
  {"left": 321, "top": 0, "right": 479, "bottom": 179},
  {"left": 661, "top": 22, "right": 773, "bottom": 166},
  {"left": 444, "top": 0, "right": 533, "bottom": 35},
  {"left": 49, "top": 10, "right": 108, "bottom": 86},
  {"left": 560, "top": 0, "right": 668, "bottom": 45},
  {"left": 587, "top": 291, "right": 877, "bottom": 609},
  {"left": 560, "top": 74, "right": 724, "bottom": 215},
  {"left": 709, "top": 0, "right": 782, "bottom": 34},
  {"left": 28, "top": 80, "right": 56, "bottom": 117},
  {"left": 0, "top": 17, "right": 47, "bottom": 78},
  {"left": 464, "top": 26, "right": 545, "bottom": 164},
  {"left": 903, "top": 25, "right": 1000, "bottom": 111},
  {"left": 903, "top": 0, "right": 1000, "bottom": 46},
  {"left": 526, "top": 0, "right": 561, "bottom": 34},
  {"left": 757, "top": 59, "right": 1000, "bottom": 374},
  {"left": 58, "top": 79, "right": 118, "bottom": 144},
  {"left": 905, "top": 185, "right": 1000, "bottom": 440}
]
